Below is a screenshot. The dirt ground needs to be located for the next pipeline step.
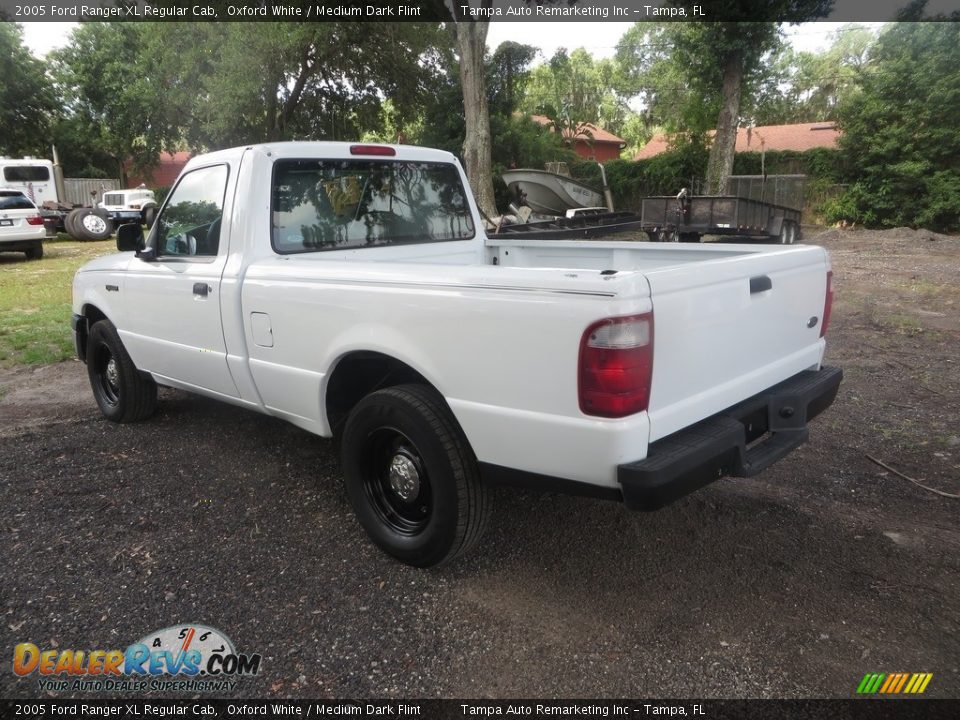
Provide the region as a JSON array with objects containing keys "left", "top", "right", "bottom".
[{"left": 0, "top": 227, "right": 957, "bottom": 699}]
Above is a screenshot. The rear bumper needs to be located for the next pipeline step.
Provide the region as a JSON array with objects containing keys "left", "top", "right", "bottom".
[
  {"left": 106, "top": 211, "right": 142, "bottom": 223},
  {"left": 0, "top": 238, "right": 45, "bottom": 251},
  {"left": 0, "top": 225, "right": 46, "bottom": 247},
  {"left": 619, "top": 365, "right": 842, "bottom": 510}
]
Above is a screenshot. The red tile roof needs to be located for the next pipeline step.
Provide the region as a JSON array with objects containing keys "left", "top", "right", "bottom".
[
  {"left": 529, "top": 115, "right": 626, "bottom": 146},
  {"left": 634, "top": 122, "right": 840, "bottom": 160},
  {"left": 125, "top": 151, "right": 193, "bottom": 188}
]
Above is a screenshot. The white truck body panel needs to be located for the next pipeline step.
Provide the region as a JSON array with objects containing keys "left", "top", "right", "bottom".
[{"left": 72, "top": 142, "right": 834, "bottom": 492}]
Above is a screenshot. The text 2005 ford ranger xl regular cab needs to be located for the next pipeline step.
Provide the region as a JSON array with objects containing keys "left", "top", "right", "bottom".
[{"left": 72, "top": 142, "right": 841, "bottom": 567}]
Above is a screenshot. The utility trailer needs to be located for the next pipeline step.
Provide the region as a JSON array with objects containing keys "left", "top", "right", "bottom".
[{"left": 641, "top": 175, "right": 806, "bottom": 244}]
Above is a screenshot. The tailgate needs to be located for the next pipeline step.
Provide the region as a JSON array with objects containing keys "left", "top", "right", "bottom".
[{"left": 645, "top": 245, "right": 830, "bottom": 442}]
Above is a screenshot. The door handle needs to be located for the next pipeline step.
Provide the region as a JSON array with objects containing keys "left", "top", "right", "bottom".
[
  {"left": 193, "top": 283, "right": 210, "bottom": 297},
  {"left": 750, "top": 275, "right": 772, "bottom": 294}
]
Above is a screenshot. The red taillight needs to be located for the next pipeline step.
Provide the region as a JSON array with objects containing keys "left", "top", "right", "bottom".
[
  {"left": 579, "top": 313, "right": 654, "bottom": 418},
  {"left": 349, "top": 144, "right": 396, "bottom": 156},
  {"left": 820, "top": 270, "right": 833, "bottom": 338},
  {"left": 26, "top": 216, "right": 44, "bottom": 226}
]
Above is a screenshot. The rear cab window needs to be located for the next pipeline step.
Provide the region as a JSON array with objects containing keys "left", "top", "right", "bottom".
[{"left": 271, "top": 159, "right": 475, "bottom": 253}]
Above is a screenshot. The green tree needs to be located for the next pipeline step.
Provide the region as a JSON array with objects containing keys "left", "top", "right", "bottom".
[
  {"left": 790, "top": 24, "right": 874, "bottom": 121},
  {"left": 488, "top": 41, "right": 538, "bottom": 116},
  {"left": 144, "top": 22, "right": 447, "bottom": 148},
  {"left": 50, "top": 22, "right": 448, "bottom": 179},
  {"left": 522, "top": 48, "right": 632, "bottom": 142},
  {"left": 618, "top": 2, "right": 832, "bottom": 193},
  {"left": 751, "top": 24, "right": 876, "bottom": 125},
  {"left": 0, "top": 24, "right": 58, "bottom": 158},
  {"left": 831, "top": 10, "right": 960, "bottom": 231},
  {"left": 51, "top": 23, "right": 174, "bottom": 180}
]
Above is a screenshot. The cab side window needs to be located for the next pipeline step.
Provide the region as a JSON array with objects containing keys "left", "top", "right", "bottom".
[{"left": 155, "top": 165, "right": 228, "bottom": 257}]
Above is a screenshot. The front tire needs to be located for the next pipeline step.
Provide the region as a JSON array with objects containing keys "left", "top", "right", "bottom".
[
  {"left": 340, "top": 384, "right": 489, "bottom": 567},
  {"left": 87, "top": 320, "right": 157, "bottom": 422}
]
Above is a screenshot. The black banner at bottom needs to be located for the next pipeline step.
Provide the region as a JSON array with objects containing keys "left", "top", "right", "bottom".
[{"left": 1, "top": 699, "right": 957, "bottom": 720}]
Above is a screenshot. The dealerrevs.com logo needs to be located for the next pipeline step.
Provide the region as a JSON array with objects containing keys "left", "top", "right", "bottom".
[{"left": 13, "top": 624, "right": 261, "bottom": 693}]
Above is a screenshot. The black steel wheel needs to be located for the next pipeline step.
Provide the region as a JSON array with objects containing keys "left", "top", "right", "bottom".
[
  {"left": 87, "top": 320, "right": 157, "bottom": 422},
  {"left": 360, "top": 427, "right": 434, "bottom": 536},
  {"left": 341, "top": 384, "right": 489, "bottom": 567}
]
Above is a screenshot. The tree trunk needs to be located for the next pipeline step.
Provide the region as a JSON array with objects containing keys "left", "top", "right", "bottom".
[
  {"left": 455, "top": 20, "right": 496, "bottom": 220},
  {"left": 706, "top": 48, "right": 744, "bottom": 196}
]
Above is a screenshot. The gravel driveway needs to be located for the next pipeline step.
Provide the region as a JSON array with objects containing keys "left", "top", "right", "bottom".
[{"left": 1, "top": 228, "right": 957, "bottom": 699}]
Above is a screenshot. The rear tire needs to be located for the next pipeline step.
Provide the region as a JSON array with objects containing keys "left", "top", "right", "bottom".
[
  {"left": 24, "top": 243, "right": 43, "bottom": 260},
  {"left": 74, "top": 208, "right": 114, "bottom": 241},
  {"left": 86, "top": 320, "right": 157, "bottom": 422},
  {"left": 142, "top": 205, "right": 157, "bottom": 229},
  {"left": 65, "top": 208, "right": 85, "bottom": 240},
  {"left": 341, "top": 384, "right": 489, "bottom": 567}
]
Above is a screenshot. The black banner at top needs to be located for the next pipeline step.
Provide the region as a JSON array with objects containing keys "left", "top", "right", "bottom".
[{"left": 2, "top": 0, "right": 959, "bottom": 23}]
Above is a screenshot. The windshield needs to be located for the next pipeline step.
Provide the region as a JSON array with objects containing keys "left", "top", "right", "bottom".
[{"left": 272, "top": 159, "right": 475, "bottom": 253}]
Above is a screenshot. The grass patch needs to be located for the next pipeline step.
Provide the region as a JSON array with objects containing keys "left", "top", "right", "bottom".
[
  {"left": 892, "top": 278, "right": 949, "bottom": 297},
  {"left": 0, "top": 240, "right": 116, "bottom": 368},
  {"left": 883, "top": 313, "right": 925, "bottom": 335}
]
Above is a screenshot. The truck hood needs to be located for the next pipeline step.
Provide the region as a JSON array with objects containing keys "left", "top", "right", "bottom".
[{"left": 76, "top": 252, "right": 132, "bottom": 274}]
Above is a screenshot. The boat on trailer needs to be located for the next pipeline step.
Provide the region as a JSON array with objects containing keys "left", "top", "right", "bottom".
[{"left": 501, "top": 168, "right": 604, "bottom": 216}]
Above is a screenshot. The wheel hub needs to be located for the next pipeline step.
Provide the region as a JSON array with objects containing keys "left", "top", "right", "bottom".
[
  {"left": 105, "top": 358, "right": 119, "bottom": 389},
  {"left": 388, "top": 453, "right": 420, "bottom": 501},
  {"left": 84, "top": 215, "right": 107, "bottom": 234}
]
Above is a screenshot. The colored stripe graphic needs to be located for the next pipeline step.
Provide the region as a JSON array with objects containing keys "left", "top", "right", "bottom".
[{"left": 857, "top": 672, "right": 932, "bottom": 694}]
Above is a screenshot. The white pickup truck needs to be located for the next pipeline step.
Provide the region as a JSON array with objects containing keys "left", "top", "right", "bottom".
[{"left": 72, "top": 142, "right": 841, "bottom": 567}]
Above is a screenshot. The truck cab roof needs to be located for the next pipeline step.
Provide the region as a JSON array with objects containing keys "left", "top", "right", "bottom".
[{"left": 181, "top": 142, "right": 459, "bottom": 174}]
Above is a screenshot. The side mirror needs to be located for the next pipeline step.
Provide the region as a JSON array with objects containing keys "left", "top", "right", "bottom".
[{"left": 117, "top": 223, "right": 144, "bottom": 252}]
